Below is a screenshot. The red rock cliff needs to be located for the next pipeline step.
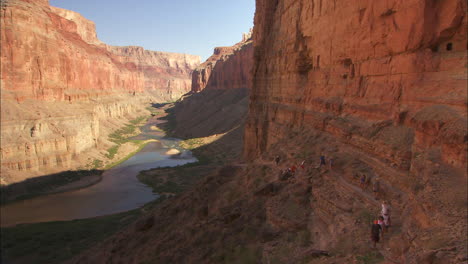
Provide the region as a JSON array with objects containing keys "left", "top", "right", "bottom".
[
  {"left": 246, "top": 0, "right": 467, "bottom": 166},
  {"left": 0, "top": 0, "right": 200, "bottom": 102},
  {"left": 244, "top": 0, "right": 467, "bottom": 261},
  {"left": 0, "top": 0, "right": 199, "bottom": 183},
  {"left": 108, "top": 45, "right": 200, "bottom": 101},
  {"left": 191, "top": 34, "right": 253, "bottom": 92}
]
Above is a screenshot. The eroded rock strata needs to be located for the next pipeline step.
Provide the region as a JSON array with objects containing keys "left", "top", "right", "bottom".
[
  {"left": 191, "top": 33, "right": 253, "bottom": 92},
  {"left": 244, "top": 0, "right": 467, "bottom": 262},
  {"left": 0, "top": 0, "right": 199, "bottom": 184}
]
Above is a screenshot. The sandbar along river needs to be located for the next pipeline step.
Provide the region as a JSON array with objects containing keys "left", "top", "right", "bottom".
[{"left": 1, "top": 116, "right": 197, "bottom": 227}]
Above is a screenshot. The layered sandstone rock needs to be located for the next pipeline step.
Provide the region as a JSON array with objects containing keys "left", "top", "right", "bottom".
[
  {"left": 191, "top": 32, "right": 253, "bottom": 92},
  {"left": 108, "top": 46, "right": 200, "bottom": 101},
  {"left": 244, "top": 0, "right": 467, "bottom": 262},
  {"left": 0, "top": 0, "right": 199, "bottom": 184},
  {"left": 245, "top": 0, "right": 467, "bottom": 165},
  {"left": 0, "top": 1, "right": 200, "bottom": 103}
]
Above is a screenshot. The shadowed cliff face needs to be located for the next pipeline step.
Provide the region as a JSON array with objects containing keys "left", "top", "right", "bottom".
[{"left": 0, "top": 0, "right": 200, "bottom": 184}]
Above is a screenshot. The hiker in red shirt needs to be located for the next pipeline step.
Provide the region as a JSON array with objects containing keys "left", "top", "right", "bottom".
[{"left": 290, "top": 165, "right": 297, "bottom": 174}]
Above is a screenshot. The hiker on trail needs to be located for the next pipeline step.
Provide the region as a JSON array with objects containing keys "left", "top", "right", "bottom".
[
  {"left": 381, "top": 201, "right": 391, "bottom": 231},
  {"left": 319, "top": 155, "right": 326, "bottom": 167},
  {"left": 378, "top": 216, "right": 385, "bottom": 237},
  {"left": 279, "top": 168, "right": 292, "bottom": 181},
  {"left": 290, "top": 165, "right": 297, "bottom": 175},
  {"left": 300, "top": 160, "right": 305, "bottom": 169},
  {"left": 360, "top": 174, "right": 367, "bottom": 190},
  {"left": 275, "top": 155, "right": 281, "bottom": 166},
  {"left": 371, "top": 219, "right": 383, "bottom": 248},
  {"left": 372, "top": 178, "right": 380, "bottom": 199},
  {"left": 328, "top": 157, "right": 334, "bottom": 170}
]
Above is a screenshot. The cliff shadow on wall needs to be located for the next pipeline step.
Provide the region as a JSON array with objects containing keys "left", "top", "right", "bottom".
[
  {"left": 162, "top": 88, "right": 250, "bottom": 140},
  {"left": 0, "top": 169, "right": 104, "bottom": 205}
]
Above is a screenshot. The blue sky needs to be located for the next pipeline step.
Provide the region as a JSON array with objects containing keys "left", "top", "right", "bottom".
[{"left": 50, "top": 0, "right": 255, "bottom": 61}]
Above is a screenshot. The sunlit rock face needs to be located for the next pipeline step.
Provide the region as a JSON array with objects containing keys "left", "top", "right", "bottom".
[
  {"left": 191, "top": 35, "right": 253, "bottom": 92},
  {"left": 245, "top": 0, "right": 467, "bottom": 167},
  {"left": 0, "top": 0, "right": 200, "bottom": 184}
]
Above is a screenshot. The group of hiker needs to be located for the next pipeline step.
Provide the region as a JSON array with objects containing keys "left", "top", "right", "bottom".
[
  {"left": 357, "top": 174, "right": 393, "bottom": 248},
  {"left": 358, "top": 173, "right": 381, "bottom": 200},
  {"left": 371, "top": 200, "right": 392, "bottom": 248},
  {"left": 275, "top": 154, "right": 334, "bottom": 181},
  {"left": 274, "top": 154, "right": 394, "bottom": 249}
]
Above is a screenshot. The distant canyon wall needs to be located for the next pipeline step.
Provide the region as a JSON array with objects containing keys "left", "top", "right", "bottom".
[
  {"left": 0, "top": 0, "right": 200, "bottom": 184},
  {"left": 191, "top": 35, "right": 253, "bottom": 92},
  {"left": 1, "top": 0, "right": 200, "bottom": 102}
]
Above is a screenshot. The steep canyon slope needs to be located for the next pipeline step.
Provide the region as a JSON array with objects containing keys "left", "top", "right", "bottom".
[{"left": 0, "top": 0, "right": 200, "bottom": 184}]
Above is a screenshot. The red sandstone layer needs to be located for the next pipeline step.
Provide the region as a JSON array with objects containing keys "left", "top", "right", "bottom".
[
  {"left": 244, "top": 0, "right": 467, "bottom": 262},
  {"left": 0, "top": 0, "right": 200, "bottom": 103},
  {"left": 245, "top": 0, "right": 467, "bottom": 167},
  {"left": 191, "top": 33, "right": 253, "bottom": 92},
  {"left": 0, "top": 0, "right": 200, "bottom": 183}
]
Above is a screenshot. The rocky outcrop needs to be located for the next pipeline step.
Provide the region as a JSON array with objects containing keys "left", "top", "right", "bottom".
[
  {"left": 191, "top": 32, "right": 253, "bottom": 92},
  {"left": 0, "top": 0, "right": 199, "bottom": 184},
  {"left": 49, "top": 6, "right": 103, "bottom": 45}
]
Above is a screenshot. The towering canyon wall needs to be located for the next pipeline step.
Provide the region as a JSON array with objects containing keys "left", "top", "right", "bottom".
[
  {"left": 191, "top": 34, "right": 253, "bottom": 92},
  {"left": 246, "top": 0, "right": 466, "bottom": 166},
  {"left": 244, "top": 0, "right": 467, "bottom": 261},
  {"left": 0, "top": 0, "right": 200, "bottom": 184}
]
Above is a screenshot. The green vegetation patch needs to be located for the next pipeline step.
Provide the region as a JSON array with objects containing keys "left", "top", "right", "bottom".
[
  {"left": 92, "top": 159, "right": 103, "bottom": 169},
  {"left": 145, "top": 106, "right": 163, "bottom": 116},
  {"left": 105, "top": 145, "right": 120, "bottom": 159},
  {"left": 0, "top": 209, "right": 141, "bottom": 264},
  {"left": 108, "top": 116, "right": 147, "bottom": 145},
  {"left": 105, "top": 140, "right": 154, "bottom": 170},
  {"left": 101, "top": 116, "right": 149, "bottom": 169}
]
